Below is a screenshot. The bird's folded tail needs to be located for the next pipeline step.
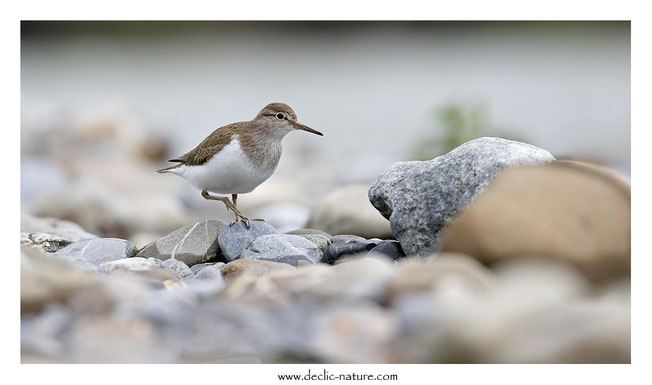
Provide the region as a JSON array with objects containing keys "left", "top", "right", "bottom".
[{"left": 156, "top": 162, "right": 183, "bottom": 174}]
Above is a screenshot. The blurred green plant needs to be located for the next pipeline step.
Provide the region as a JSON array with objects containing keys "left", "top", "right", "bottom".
[{"left": 411, "top": 102, "right": 525, "bottom": 160}]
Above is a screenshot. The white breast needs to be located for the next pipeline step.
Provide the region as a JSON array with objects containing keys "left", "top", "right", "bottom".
[{"left": 170, "top": 136, "right": 276, "bottom": 194}]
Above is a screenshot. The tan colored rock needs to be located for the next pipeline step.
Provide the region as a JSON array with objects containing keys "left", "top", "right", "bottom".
[
  {"left": 21, "top": 248, "right": 96, "bottom": 314},
  {"left": 388, "top": 253, "right": 496, "bottom": 302},
  {"left": 290, "top": 256, "right": 393, "bottom": 303},
  {"left": 433, "top": 260, "right": 630, "bottom": 363},
  {"left": 307, "top": 184, "right": 392, "bottom": 238},
  {"left": 439, "top": 162, "right": 630, "bottom": 281},
  {"left": 312, "top": 304, "right": 399, "bottom": 363},
  {"left": 221, "top": 259, "right": 295, "bottom": 281},
  {"left": 222, "top": 257, "right": 393, "bottom": 304}
]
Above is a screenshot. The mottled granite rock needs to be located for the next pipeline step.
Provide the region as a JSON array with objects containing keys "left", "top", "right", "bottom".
[
  {"left": 137, "top": 220, "right": 227, "bottom": 266},
  {"left": 368, "top": 137, "right": 554, "bottom": 255}
]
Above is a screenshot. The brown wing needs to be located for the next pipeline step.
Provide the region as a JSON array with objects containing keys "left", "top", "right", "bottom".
[{"left": 168, "top": 123, "right": 242, "bottom": 166}]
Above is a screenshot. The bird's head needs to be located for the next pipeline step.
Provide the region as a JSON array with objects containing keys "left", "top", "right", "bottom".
[{"left": 254, "top": 102, "right": 323, "bottom": 137}]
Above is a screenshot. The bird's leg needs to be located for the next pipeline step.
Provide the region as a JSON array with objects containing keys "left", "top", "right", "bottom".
[
  {"left": 231, "top": 193, "right": 265, "bottom": 223},
  {"left": 201, "top": 190, "right": 251, "bottom": 228}
]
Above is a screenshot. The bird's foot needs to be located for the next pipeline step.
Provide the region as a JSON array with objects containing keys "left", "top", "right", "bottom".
[
  {"left": 250, "top": 218, "right": 265, "bottom": 222},
  {"left": 230, "top": 215, "right": 251, "bottom": 229}
]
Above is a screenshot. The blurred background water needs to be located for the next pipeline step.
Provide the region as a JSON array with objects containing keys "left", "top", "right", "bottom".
[{"left": 21, "top": 21, "right": 630, "bottom": 240}]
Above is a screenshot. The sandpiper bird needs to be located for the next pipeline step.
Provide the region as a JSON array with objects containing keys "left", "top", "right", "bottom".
[{"left": 157, "top": 102, "right": 323, "bottom": 228}]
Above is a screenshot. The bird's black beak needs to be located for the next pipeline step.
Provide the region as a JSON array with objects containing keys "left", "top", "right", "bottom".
[{"left": 293, "top": 121, "right": 323, "bottom": 136}]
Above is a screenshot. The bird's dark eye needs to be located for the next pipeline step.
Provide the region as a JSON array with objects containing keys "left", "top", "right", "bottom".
[{"left": 276, "top": 113, "right": 285, "bottom": 120}]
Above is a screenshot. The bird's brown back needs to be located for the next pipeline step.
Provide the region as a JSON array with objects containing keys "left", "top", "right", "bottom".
[
  {"left": 169, "top": 123, "right": 246, "bottom": 166},
  {"left": 169, "top": 121, "right": 277, "bottom": 168}
]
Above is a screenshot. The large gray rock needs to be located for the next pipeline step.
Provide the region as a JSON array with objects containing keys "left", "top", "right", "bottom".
[
  {"left": 218, "top": 221, "right": 279, "bottom": 262},
  {"left": 368, "top": 137, "right": 555, "bottom": 256},
  {"left": 241, "top": 234, "right": 322, "bottom": 265},
  {"left": 53, "top": 238, "right": 137, "bottom": 265},
  {"left": 137, "top": 220, "right": 227, "bottom": 266}
]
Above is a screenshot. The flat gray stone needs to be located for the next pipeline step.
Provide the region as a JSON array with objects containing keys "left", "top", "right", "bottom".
[
  {"left": 241, "top": 234, "right": 322, "bottom": 265},
  {"left": 137, "top": 220, "right": 227, "bottom": 267},
  {"left": 368, "top": 137, "right": 555, "bottom": 256},
  {"left": 218, "top": 221, "right": 279, "bottom": 262},
  {"left": 53, "top": 238, "right": 137, "bottom": 265}
]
